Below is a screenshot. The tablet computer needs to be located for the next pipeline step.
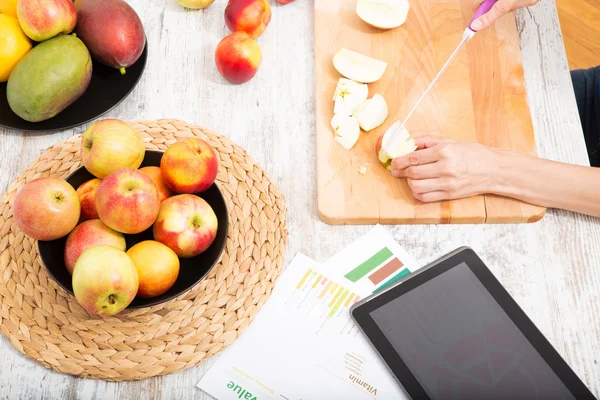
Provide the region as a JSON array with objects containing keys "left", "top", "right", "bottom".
[{"left": 350, "top": 247, "right": 594, "bottom": 400}]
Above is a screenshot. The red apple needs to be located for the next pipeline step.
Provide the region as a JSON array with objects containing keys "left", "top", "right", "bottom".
[
  {"left": 13, "top": 177, "right": 80, "bottom": 241},
  {"left": 225, "top": 0, "right": 271, "bottom": 39},
  {"left": 64, "top": 219, "right": 126, "bottom": 274},
  {"left": 215, "top": 32, "right": 262, "bottom": 84},
  {"left": 95, "top": 168, "right": 160, "bottom": 234},
  {"left": 72, "top": 245, "right": 139, "bottom": 316},
  {"left": 160, "top": 138, "right": 218, "bottom": 194},
  {"left": 76, "top": 178, "right": 101, "bottom": 221},
  {"left": 17, "top": 0, "right": 76, "bottom": 42},
  {"left": 139, "top": 166, "right": 173, "bottom": 202},
  {"left": 153, "top": 194, "right": 218, "bottom": 258},
  {"left": 80, "top": 119, "right": 146, "bottom": 179},
  {"left": 126, "top": 240, "right": 179, "bottom": 298},
  {"left": 276, "top": 0, "right": 295, "bottom": 3}
]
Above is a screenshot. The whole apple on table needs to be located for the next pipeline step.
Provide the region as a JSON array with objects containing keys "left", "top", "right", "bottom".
[{"left": 12, "top": 118, "right": 222, "bottom": 316}]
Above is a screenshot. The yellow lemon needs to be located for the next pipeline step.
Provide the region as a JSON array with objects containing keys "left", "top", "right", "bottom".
[
  {"left": 0, "top": 14, "right": 32, "bottom": 82},
  {"left": 0, "top": 0, "right": 18, "bottom": 17}
]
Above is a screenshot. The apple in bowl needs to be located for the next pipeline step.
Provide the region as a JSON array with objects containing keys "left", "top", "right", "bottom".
[
  {"left": 153, "top": 194, "right": 218, "bottom": 258},
  {"left": 13, "top": 177, "right": 80, "bottom": 241},
  {"left": 95, "top": 168, "right": 160, "bottom": 234},
  {"left": 76, "top": 178, "right": 101, "bottom": 221},
  {"left": 64, "top": 219, "right": 126, "bottom": 274},
  {"left": 72, "top": 245, "right": 139, "bottom": 316},
  {"left": 160, "top": 138, "right": 218, "bottom": 194}
]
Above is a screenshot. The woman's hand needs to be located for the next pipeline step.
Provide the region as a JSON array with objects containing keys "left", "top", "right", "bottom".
[
  {"left": 391, "top": 136, "right": 501, "bottom": 202},
  {"left": 471, "top": 0, "right": 539, "bottom": 31}
]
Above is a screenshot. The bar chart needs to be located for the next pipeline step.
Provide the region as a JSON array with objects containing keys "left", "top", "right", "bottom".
[
  {"left": 286, "top": 268, "right": 362, "bottom": 338},
  {"left": 340, "top": 246, "right": 412, "bottom": 294},
  {"left": 321, "top": 226, "right": 419, "bottom": 297}
]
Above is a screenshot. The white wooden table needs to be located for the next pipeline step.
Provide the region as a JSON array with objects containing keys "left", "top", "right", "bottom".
[{"left": 1, "top": 0, "right": 599, "bottom": 398}]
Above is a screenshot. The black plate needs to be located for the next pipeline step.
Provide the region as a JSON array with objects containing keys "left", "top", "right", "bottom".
[
  {"left": 0, "top": 41, "right": 147, "bottom": 132},
  {"left": 37, "top": 150, "right": 229, "bottom": 309}
]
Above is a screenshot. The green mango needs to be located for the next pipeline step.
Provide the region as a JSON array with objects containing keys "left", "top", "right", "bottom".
[{"left": 7, "top": 35, "right": 92, "bottom": 122}]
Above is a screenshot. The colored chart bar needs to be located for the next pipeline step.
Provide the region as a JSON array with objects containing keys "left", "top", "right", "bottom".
[
  {"left": 368, "top": 258, "right": 403, "bottom": 285},
  {"left": 373, "top": 268, "right": 411, "bottom": 293},
  {"left": 319, "top": 281, "right": 332, "bottom": 299},
  {"left": 344, "top": 247, "right": 393, "bottom": 283},
  {"left": 328, "top": 287, "right": 344, "bottom": 307},
  {"left": 330, "top": 283, "right": 338, "bottom": 294},
  {"left": 312, "top": 274, "right": 323, "bottom": 288},
  {"left": 329, "top": 289, "right": 349, "bottom": 317},
  {"left": 344, "top": 294, "right": 354, "bottom": 307},
  {"left": 296, "top": 269, "right": 313, "bottom": 289}
]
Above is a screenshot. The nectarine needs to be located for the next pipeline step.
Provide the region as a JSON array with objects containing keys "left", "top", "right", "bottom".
[
  {"left": 215, "top": 32, "right": 262, "bottom": 84},
  {"left": 225, "top": 0, "right": 271, "bottom": 39}
]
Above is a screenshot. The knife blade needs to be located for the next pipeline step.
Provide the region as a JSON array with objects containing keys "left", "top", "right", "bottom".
[{"left": 381, "top": 0, "right": 498, "bottom": 155}]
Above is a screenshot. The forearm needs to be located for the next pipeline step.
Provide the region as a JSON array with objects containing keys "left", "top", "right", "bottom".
[{"left": 489, "top": 149, "right": 600, "bottom": 217}]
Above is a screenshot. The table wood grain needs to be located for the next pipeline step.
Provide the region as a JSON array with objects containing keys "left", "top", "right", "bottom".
[{"left": 1, "top": 0, "right": 599, "bottom": 398}]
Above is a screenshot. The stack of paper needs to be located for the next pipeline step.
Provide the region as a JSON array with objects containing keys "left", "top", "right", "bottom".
[{"left": 197, "top": 226, "right": 419, "bottom": 400}]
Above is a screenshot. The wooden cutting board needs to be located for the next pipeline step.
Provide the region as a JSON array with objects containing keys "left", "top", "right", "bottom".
[{"left": 315, "top": 0, "right": 546, "bottom": 224}]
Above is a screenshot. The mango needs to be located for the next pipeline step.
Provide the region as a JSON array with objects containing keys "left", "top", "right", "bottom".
[
  {"left": 7, "top": 35, "right": 92, "bottom": 123},
  {"left": 75, "top": 0, "right": 145, "bottom": 75}
]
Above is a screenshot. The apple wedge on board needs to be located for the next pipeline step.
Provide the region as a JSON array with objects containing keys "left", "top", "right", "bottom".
[
  {"left": 331, "top": 114, "right": 361, "bottom": 150},
  {"left": 353, "top": 94, "right": 388, "bottom": 132},
  {"left": 333, "top": 78, "right": 368, "bottom": 116},
  {"left": 356, "top": 0, "right": 410, "bottom": 30},
  {"left": 333, "top": 48, "right": 387, "bottom": 83}
]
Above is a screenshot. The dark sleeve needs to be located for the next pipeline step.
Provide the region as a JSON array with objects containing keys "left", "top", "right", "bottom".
[{"left": 571, "top": 66, "right": 600, "bottom": 167}]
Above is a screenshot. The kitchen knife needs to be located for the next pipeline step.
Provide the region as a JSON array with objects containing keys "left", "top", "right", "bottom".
[{"left": 381, "top": 0, "right": 498, "bottom": 155}]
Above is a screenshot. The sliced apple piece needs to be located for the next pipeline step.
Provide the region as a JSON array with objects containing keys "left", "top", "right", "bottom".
[
  {"left": 331, "top": 114, "right": 360, "bottom": 150},
  {"left": 353, "top": 94, "right": 388, "bottom": 132},
  {"left": 356, "top": 0, "right": 410, "bottom": 30},
  {"left": 332, "top": 78, "right": 369, "bottom": 115},
  {"left": 333, "top": 48, "right": 387, "bottom": 83},
  {"left": 376, "top": 121, "right": 417, "bottom": 170}
]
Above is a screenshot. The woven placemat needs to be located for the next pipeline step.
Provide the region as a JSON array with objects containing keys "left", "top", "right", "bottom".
[{"left": 0, "top": 119, "right": 288, "bottom": 381}]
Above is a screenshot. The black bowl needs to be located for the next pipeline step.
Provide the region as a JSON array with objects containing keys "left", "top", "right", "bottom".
[
  {"left": 0, "top": 41, "right": 148, "bottom": 133},
  {"left": 37, "top": 150, "right": 228, "bottom": 309}
]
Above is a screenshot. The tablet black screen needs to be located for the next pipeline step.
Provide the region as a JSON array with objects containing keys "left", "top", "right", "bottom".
[{"left": 369, "top": 262, "right": 574, "bottom": 400}]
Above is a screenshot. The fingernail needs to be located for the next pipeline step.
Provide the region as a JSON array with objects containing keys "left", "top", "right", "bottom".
[
  {"left": 392, "top": 170, "right": 400, "bottom": 178},
  {"left": 471, "top": 19, "right": 483, "bottom": 30}
]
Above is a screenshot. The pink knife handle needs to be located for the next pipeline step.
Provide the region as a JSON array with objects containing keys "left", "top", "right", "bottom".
[{"left": 468, "top": 0, "right": 499, "bottom": 31}]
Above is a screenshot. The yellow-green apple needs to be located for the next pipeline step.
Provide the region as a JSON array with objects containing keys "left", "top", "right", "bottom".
[
  {"left": 215, "top": 32, "right": 262, "bottom": 84},
  {"left": 160, "top": 138, "right": 218, "bottom": 194},
  {"left": 126, "top": 240, "right": 179, "bottom": 298},
  {"left": 72, "top": 245, "right": 139, "bottom": 316},
  {"left": 176, "top": 0, "right": 215, "bottom": 9},
  {"left": 139, "top": 166, "right": 173, "bottom": 202},
  {"left": 64, "top": 219, "right": 126, "bottom": 274},
  {"left": 153, "top": 194, "right": 218, "bottom": 258},
  {"left": 17, "top": 0, "right": 76, "bottom": 41},
  {"left": 356, "top": 0, "right": 410, "bottom": 30},
  {"left": 13, "top": 177, "right": 80, "bottom": 241},
  {"left": 376, "top": 121, "right": 417, "bottom": 170},
  {"left": 95, "top": 168, "right": 160, "bottom": 234},
  {"left": 333, "top": 48, "right": 388, "bottom": 84},
  {"left": 80, "top": 119, "right": 145, "bottom": 179},
  {"left": 76, "top": 178, "right": 101, "bottom": 221},
  {"left": 225, "top": 0, "right": 271, "bottom": 39}
]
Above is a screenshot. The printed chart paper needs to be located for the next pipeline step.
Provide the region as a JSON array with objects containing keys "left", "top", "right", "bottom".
[
  {"left": 197, "top": 252, "right": 408, "bottom": 400},
  {"left": 322, "top": 225, "right": 420, "bottom": 296}
]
